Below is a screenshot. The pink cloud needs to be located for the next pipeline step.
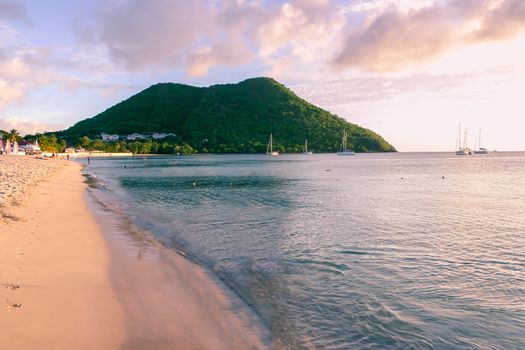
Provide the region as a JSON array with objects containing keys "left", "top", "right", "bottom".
[
  {"left": 0, "top": 116, "right": 63, "bottom": 135},
  {"left": 334, "top": 0, "right": 525, "bottom": 71},
  {"left": 475, "top": 0, "right": 525, "bottom": 40}
]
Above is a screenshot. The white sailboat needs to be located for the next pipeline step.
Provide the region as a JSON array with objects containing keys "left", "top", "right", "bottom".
[
  {"left": 455, "top": 123, "right": 471, "bottom": 155},
  {"left": 473, "top": 129, "right": 489, "bottom": 154},
  {"left": 337, "top": 129, "right": 355, "bottom": 156},
  {"left": 303, "top": 139, "right": 313, "bottom": 155},
  {"left": 266, "top": 133, "right": 279, "bottom": 156}
]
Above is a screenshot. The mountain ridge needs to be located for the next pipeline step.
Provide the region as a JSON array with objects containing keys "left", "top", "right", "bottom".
[{"left": 61, "top": 77, "right": 396, "bottom": 153}]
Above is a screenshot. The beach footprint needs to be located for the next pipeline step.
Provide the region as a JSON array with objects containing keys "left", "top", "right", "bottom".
[
  {"left": 4, "top": 299, "right": 23, "bottom": 312},
  {"left": 1, "top": 283, "right": 21, "bottom": 290}
]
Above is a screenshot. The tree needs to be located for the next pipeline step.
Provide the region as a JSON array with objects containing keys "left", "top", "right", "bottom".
[
  {"left": 80, "top": 136, "right": 91, "bottom": 149},
  {"left": 6, "top": 129, "right": 21, "bottom": 142},
  {"left": 38, "top": 134, "right": 60, "bottom": 152}
]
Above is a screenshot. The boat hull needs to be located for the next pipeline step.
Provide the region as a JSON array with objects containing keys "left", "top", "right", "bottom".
[
  {"left": 474, "top": 148, "right": 489, "bottom": 154},
  {"left": 456, "top": 148, "right": 472, "bottom": 155},
  {"left": 337, "top": 151, "right": 355, "bottom": 156}
]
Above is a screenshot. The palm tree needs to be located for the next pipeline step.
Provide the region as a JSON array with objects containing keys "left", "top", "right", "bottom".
[{"left": 7, "top": 129, "right": 20, "bottom": 142}]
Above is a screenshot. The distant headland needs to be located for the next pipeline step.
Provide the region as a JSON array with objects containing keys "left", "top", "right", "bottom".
[{"left": 18, "top": 77, "right": 396, "bottom": 154}]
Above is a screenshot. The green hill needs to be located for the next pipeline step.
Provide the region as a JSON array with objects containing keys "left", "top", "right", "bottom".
[{"left": 61, "top": 77, "right": 396, "bottom": 153}]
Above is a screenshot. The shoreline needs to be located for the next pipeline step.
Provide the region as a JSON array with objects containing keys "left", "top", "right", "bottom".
[
  {"left": 0, "top": 158, "right": 268, "bottom": 349},
  {"left": 85, "top": 173, "right": 269, "bottom": 349}
]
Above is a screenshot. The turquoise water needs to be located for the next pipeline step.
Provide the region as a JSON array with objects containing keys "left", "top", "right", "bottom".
[{"left": 84, "top": 153, "right": 525, "bottom": 349}]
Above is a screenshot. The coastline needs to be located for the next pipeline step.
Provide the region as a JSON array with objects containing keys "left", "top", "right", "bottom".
[
  {"left": 0, "top": 157, "right": 267, "bottom": 349},
  {"left": 86, "top": 186, "right": 268, "bottom": 349}
]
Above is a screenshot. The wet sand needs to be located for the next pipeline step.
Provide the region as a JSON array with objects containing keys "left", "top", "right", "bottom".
[
  {"left": 87, "top": 190, "right": 267, "bottom": 349},
  {"left": 0, "top": 157, "right": 267, "bottom": 349}
]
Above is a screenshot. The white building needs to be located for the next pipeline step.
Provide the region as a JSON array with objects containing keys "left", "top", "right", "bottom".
[
  {"left": 152, "top": 132, "right": 175, "bottom": 139},
  {"left": 19, "top": 140, "right": 41, "bottom": 153},
  {"left": 127, "top": 133, "right": 146, "bottom": 140},
  {"left": 101, "top": 132, "right": 120, "bottom": 141}
]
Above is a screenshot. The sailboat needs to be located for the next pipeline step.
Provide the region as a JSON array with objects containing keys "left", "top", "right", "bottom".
[
  {"left": 337, "top": 129, "right": 355, "bottom": 156},
  {"left": 303, "top": 139, "right": 313, "bottom": 155},
  {"left": 455, "top": 123, "right": 472, "bottom": 155},
  {"left": 266, "top": 133, "right": 279, "bottom": 156},
  {"left": 473, "top": 129, "right": 489, "bottom": 154}
]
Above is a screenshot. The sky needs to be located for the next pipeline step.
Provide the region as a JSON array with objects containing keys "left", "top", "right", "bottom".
[{"left": 1, "top": 0, "right": 525, "bottom": 151}]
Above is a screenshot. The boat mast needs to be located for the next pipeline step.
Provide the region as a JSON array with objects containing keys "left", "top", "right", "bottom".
[
  {"left": 479, "top": 128, "right": 482, "bottom": 149},
  {"left": 305, "top": 139, "right": 308, "bottom": 152},
  {"left": 464, "top": 129, "right": 468, "bottom": 149},
  {"left": 457, "top": 123, "right": 461, "bottom": 150},
  {"left": 270, "top": 133, "right": 273, "bottom": 153}
]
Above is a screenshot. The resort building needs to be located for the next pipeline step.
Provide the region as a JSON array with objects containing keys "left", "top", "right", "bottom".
[
  {"left": 152, "top": 132, "right": 175, "bottom": 139},
  {"left": 101, "top": 132, "right": 120, "bottom": 141},
  {"left": 18, "top": 140, "right": 41, "bottom": 154},
  {"left": 126, "top": 133, "right": 146, "bottom": 140}
]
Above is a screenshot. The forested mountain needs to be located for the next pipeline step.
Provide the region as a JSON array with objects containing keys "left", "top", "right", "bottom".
[{"left": 60, "top": 77, "right": 395, "bottom": 153}]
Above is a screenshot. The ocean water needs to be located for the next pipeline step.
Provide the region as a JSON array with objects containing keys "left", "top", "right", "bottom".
[{"left": 83, "top": 152, "right": 525, "bottom": 349}]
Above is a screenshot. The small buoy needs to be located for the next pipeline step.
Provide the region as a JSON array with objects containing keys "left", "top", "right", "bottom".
[
  {"left": 442, "top": 176, "right": 445, "bottom": 179},
  {"left": 192, "top": 181, "right": 196, "bottom": 187},
  {"left": 401, "top": 177, "right": 404, "bottom": 180}
]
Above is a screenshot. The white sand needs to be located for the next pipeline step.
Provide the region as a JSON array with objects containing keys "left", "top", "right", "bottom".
[{"left": 0, "top": 156, "right": 65, "bottom": 222}]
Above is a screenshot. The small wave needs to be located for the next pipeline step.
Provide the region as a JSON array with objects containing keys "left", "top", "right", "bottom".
[
  {"left": 338, "top": 250, "right": 372, "bottom": 256},
  {"left": 289, "top": 258, "right": 350, "bottom": 272}
]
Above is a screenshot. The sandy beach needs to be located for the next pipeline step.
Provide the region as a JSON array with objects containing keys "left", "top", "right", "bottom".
[
  {"left": 0, "top": 156, "right": 267, "bottom": 349},
  {"left": 0, "top": 158, "right": 125, "bottom": 349},
  {"left": 0, "top": 156, "right": 65, "bottom": 222}
]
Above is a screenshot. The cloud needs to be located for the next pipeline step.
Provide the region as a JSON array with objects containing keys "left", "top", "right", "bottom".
[
  {"left": 476, "top": 0, "right": 525, "bottom": 40},
  {"left": 256, "top": 1, "right": 345, "bottom": 79},
  {"left": 0, "top": 19, "right": 134, "bottom": 112},
  {"left": 0, "top": 41, "right": 56, "bottom": 111},
  {"left": 0, "top": 56, "right": 32, "bottom": 78},
  {"left": 77, "top": 0, "right": 347, "bottom": 78},
  {"left": 80, "top": 0, "right": 525, "bottom": 78},
  {"left": 91, "top": 0, "right": 210, "bottom": 71},
  {"left": 0, "top": 79, "right": 24, "bottom": 109},
  {"left": 187, "top": 42, "right": 252, "bottom": 77},
  {"left": 0, "top": 116, "right": 63, "bottom": 135},
  {"left": 0, "top": 0, "right": 29, "bottom": 22},
  {"left": 334, "top": 0, "right": 525, "bottom": 71},
  {"left": 77, "top": 0, "right": 269, "bottom": 77}
]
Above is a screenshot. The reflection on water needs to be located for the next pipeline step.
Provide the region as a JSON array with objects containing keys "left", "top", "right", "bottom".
[{"left": 83, "top": 153, "right": 525, "bottom": 349}]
